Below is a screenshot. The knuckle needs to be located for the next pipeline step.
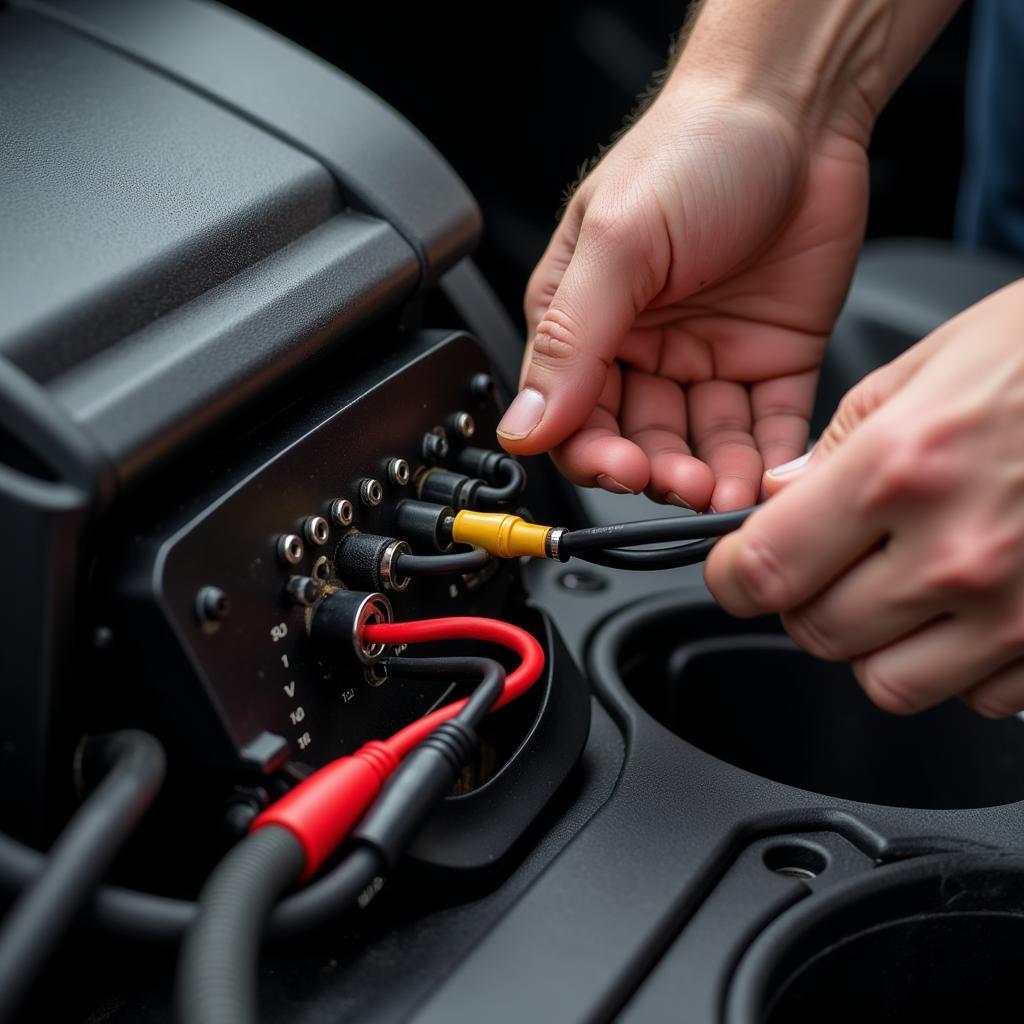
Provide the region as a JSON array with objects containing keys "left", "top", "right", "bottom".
[
  {"left": 923, "top": 536, "right": 1011, "bottom": 596},
  {"left": 853, "top": 657, "right": 920, "bottom": 715},
  {"left": 862, "top": 421, "right": 954, "bottom": 510},
  {"left": 782, "top": 608, "right": 842, "bottom": 661},
  {"left": 732, "top": 538, "right": 792, "bottom": 610},
  {"left": 532, "top": 310, "right": 585, "bottom": 366}
]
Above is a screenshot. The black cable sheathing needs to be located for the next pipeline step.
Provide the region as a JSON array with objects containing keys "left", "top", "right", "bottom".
[
  {"left": 394, "top": 545, "right": 490, "bottom": 576},
  {"left": 570, "top": 537, "right": 718, "bottom": 570},
  {"left": 0, "top": 730, "right": 165, "bottom": 1022},
  {"left": 350, "top": 720, "right": 478, "bottom": 874},
  {"left": 560, "top": 507, "right": 752, "bottom": 557},
  {"left": 0, "top": 832, "right": 382, "bottom": 945},
  {"left": 177, "top": 826, "right": 306, "bottom": 1024},
  {"left": 384, "top": 656, "right": 505, "bottom": 728},
  {"left": 475, "top": 458, "right": 526, "bottom": 508}
]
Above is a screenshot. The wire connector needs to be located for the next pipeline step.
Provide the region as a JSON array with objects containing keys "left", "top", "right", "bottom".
[{"left": 450, "top": 510, "right": 556, "bottom": 559}]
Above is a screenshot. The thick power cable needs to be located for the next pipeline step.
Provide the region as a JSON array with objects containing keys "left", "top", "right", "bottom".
[
  {"left": 178, "top": 656, "right": 506, "bottom": 1024},
  {"left": 0, "top": 730, "right": 165, "bottom": 1022}
]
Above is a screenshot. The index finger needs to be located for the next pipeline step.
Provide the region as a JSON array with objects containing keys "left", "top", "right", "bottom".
[{"left": 704, "top": 422, "right": 887, "bottom": 617}]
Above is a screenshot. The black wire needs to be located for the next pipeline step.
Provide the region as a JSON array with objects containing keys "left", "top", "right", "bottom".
[
  {"left": 384, "top": 655, "right": 505, "bottom": 729},
  {"left": 394, "top": 546, "right": 490, "bottom": 576},
  {"left": 0, "top": 730, "right": 165, "bottom": 1021},
  {"left": 569, "top": 537, "right": 718, "bottom": 570},
  {"left": 0, "top": 821, "right": 387, "bottom": 945},
  {"left": 177, "top": 828, "right": 374, "bottom": 1024},
  {"left": 560, "top": 507, "right": 752, "bottom": 558},
  {"left": 476, "top": 459, "right": 526, "bottom": 508}
]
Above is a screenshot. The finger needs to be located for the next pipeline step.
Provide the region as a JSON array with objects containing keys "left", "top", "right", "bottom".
[
  {"left": 852, "top": 614, "right": 1018, "bottom": 715},
  {"left": 687, "top": 379, "right": 762, "bottom": 511},
  {"left": 781, "top": 540, "right": 940, "bottom": 662},
  {"left": 498, "top": 207, "right": 663, "bottom": 456},
  {"left": 523, "top": 201, "right": 584, "bottom": 342},
  {"left": 619, "top": 368, "right": 714, "bottom": 509},
  {"left": 961, "top": 659, "right": 1024, "bottom": 719},
  {"left": 751, "top": 370, "right": 817, "bottom": 474},
  {"left": 550, "top": 362, "right": 649, "bottom": 492},
  {"left": 704, "top": 419, "right": 889, "bottom": 617}
]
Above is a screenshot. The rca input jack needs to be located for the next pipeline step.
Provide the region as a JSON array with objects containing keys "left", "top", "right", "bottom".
[
  {"left": 311, "top": 590, "right": 393, "bottom": 666},
  {"left": 330, "top": 497, "right": 354, "bottom": 527},
  {"left": 446, "top": 411, "right": 475, "bottom": 440},
  {"left": 285, "top": 575, "right": 320, "bottom": 607},
  {"left": 422, "top": 427, "right": 449, "bottom": 462},
  {"left": 387, "top": 458, "right": 411, "bottom": 487},
  {"left": 360, "top": 478, "right": 384, "bottom": 507},
  {"left": 304, "top": 515, "right": 330, "bottom": 546},
  {"left": 277, "top": 533, "right": 305, "bottom": 566}
]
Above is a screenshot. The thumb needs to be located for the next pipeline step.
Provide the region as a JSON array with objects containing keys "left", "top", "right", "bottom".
[
  {"left": 497, "top": 212, "right": 652, "bottom": 455},
  {"left": 763, "top": 340, "right": 934, "bottom": 496}
]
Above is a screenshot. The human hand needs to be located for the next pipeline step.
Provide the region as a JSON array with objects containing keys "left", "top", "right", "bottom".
[
  {"left": 705, "top": 281, "right": 1024, "bottom": 717},
  {"left": 495, "top": 74, "right": 868, "bottom": 511}
]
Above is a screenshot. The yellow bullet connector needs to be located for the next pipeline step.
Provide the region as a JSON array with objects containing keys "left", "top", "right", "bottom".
[{"left": 451, "top": 510, "right": 562, "bottom": 559}]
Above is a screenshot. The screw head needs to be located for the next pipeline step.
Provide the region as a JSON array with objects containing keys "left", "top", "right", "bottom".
[
  {"left": 196, "top": 586, "right": 231, "bottom": 624},
  {"left": 278, "top": 534, "right": 304, "bottom": 566}
]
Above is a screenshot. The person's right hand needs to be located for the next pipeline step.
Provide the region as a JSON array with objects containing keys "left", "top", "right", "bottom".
[{"left": 496, "top": 71, "right": 869, "bottom": 511}]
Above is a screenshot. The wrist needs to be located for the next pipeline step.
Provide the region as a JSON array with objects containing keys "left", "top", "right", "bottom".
[{"left": 665, "top": 0, "right": 960, "bottom": 147}]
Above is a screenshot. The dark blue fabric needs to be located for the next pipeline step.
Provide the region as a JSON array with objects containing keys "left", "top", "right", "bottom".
[{"left": 957, "top": 0, "right": 1024, "bottom": 256}]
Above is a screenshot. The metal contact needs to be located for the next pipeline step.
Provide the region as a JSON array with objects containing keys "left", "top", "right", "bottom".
[
  {"left": 330, "top": 497, "right": 354, "bottom": 526},
  {"left": 449, "top": 411, "right": 475, "bottom": 439},
  {"left": 353, "top": 592, "right": 393, "bottom": 665},
  {"left": 304, "top": 515, "right": 330, "bottom": 546},
  {"left": 360, "top": 478, "right": 383, "bottom": 507},
  {"left": 387, "top": 458, "right": 411, "bottom": 486},
  {"left": 546, "top": 527, "right": 569, "bottom": 562},
  {"left": 379, "top": 539, "right": 411, "bottom": 592},
  {"left": 277, "top": 533, "right": 304, "bottom": 566}
]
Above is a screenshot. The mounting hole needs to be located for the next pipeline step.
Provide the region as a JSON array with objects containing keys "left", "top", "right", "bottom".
[{"left": 763, "top": 842, "right": 829, "bottom": 880}]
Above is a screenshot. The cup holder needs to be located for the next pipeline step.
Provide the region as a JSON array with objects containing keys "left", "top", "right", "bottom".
[
  {"left": 727, "top": 853, "right": 1024, "bottom": 1023},
  {"left": 614, "top": 599, "right": 1024, "bottom": 808}
]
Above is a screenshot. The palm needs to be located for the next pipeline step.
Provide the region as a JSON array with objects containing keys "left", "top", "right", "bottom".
[{"left": 522, "top": 102, "right": 868, "bottom": 511}]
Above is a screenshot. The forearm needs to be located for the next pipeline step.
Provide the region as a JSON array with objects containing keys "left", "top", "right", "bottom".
[{"left": 671, "top": 0, "right": 964, "bottom": 143}]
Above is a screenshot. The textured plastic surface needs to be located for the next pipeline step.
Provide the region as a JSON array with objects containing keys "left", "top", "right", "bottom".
[
  {"left": 0, "top": 8, "right": 341, "bottom": 382},
  {"left": 19, "top": 0, "right": 481, "bottom": 285}
]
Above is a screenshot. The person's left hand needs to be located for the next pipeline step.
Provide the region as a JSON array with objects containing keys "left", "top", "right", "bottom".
[{"left": 705, "top": 280, "right": 1024, "bottom": 718}]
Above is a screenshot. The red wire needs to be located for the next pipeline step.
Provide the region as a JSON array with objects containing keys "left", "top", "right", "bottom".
[
  {"left": 363, "top": 616, "right": 545, "bottom": 758},
  {"left": 252, "top": 615, "right": 544, "bottom": 875}
]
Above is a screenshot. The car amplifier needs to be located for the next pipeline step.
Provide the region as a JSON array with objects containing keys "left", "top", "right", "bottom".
[{"left": 0, "top": 0, "right": 588, "bottom": 870}]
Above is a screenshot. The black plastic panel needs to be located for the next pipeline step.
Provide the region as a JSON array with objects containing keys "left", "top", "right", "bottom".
[
  {"left": 21, "top": 0, "right": 482, "bottom": 285},
  {"left": 0, "top": 7, "right": 340, "bottom": 382}
]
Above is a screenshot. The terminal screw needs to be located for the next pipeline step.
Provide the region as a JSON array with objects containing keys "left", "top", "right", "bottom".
[
  {"left": 360, "top": 478, "right": 384, "bottom": 507},
  {"left": 278, "top": 534, "right": 305, "bottom": 566},
  {"left": 386, "top": 458, "right": 411, "bottom": 486},
  {"left": 304, "top": 515, "right": 330, "bottom": 546},
  {"left": 285, "top": 575, "right": 320, "bottom": 607},
  {"left": 196, "top": 586, "right": 230, "bottom": 625},
  {"left": 422, "top": 428, "right": 449, "bottom": 462},
  {"left": 330, "top": 498, "right": 354, "bottom": 527}
]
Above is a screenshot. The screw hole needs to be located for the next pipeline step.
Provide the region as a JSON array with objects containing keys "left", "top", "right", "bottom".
[{"left": 763, "top": 842, "right": 829, "bottom": 880}]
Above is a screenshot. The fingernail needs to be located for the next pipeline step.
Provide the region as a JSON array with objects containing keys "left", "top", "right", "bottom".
[
  {"left": 596, "top": 473, "right": 633, "bottom": 494},
  {"left": 766, "top": 451, "right": 812, "bottom": 478},
  {"left": 666, "top": 492, "right": 693, "bottom": 510},
  {"left": 496, "top": 388, "right": 545, "bottom": 440}
]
